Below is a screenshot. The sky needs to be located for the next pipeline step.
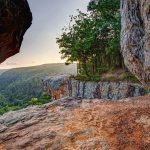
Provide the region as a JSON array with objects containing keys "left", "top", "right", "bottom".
[{"left": 0, "top": 0, "right": 90, "bottom": 69}]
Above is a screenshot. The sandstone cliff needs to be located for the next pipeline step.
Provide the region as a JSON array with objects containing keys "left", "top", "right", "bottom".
[
  {"left": 121, "top": 0, "right": 150, "bottom": 87},
  {"left": 0, "top": 0, "right": 32, "bottom": 63},
  {"left": 0, "top": 95, "right": 150, "bottom": 150}
]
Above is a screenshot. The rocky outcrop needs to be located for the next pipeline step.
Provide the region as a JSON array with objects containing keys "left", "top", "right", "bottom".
[
  {"left": 0, "top": 95, "right": 150, "bottom": 150},
  {"left": 42, "top": 75, "right": 146, "bottom": 100},
  {"left": 121, "top": 0, "right": 150, "bottom": 87},
  {"left": 0, "top": 0, "right": 32, "bottom": 63}
]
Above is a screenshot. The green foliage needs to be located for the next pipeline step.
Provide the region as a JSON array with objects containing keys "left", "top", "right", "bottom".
[
  {"left": 28, "top": 94, "right": 52, "bottom": 106},
  {"left": 146, "top": 89, "right": 150, "bottom": 94},
  {"left": 101, "top": 76, "right": 120, "bottom": 81},
  {"left": 57, "top": 0, "right": 124, "bottom": 77},
  {"left": 70, "top": 75, "right": 101, "bottom": 82},
  {"left": 0, "top": 64, "right": 76, "bottom": 115},
  {"left": 0, "top": 105, "right": 24, "bottom": 115},
  {"left": 0, "top": 93, "right": 52, "bottom": 115},
  {"left": 121, "top": 73, "right": 139, "bottom": 83},
  {"left": 29, "top": 98, "right": 39, "bottom": 105},
  {"left": 71, "top": 71, "right": 140, "bottom": 83},
  {"left": 97, "top": 65, "right": 109, "bottom": 74}
]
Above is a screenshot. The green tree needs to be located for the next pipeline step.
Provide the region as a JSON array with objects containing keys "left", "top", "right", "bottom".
[
  {"left": 88, "top": 0, "right": 123, "bottom": 68},
  {"left": 57, "top": 0, "right": 124, "bottom": 77},
  {"left": 28, "top": 94, "right": 51, "bottom": 106}
]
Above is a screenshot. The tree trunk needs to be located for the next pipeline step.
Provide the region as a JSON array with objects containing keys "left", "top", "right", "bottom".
[{"left": 121, "top": 0, "right": 150, "bottom": 87}]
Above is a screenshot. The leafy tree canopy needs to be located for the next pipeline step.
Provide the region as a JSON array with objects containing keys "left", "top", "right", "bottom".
[{"left": 57, "top": 0, "right": 124, "bottom": 76}]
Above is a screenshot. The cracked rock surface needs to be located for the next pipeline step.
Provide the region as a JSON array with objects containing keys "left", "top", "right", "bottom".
[{"left": 0, "top": 95, "right": 150, "bottom": 150}]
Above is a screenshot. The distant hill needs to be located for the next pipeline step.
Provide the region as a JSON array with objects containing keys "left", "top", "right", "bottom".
[
  {"left": 0, "top": 69, "right": 8, "bottom": 75},
  {"left": 0, "top": 63, "right": 77, "bottom": 114}
]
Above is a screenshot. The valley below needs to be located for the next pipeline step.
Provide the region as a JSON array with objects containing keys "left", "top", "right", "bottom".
[{"left": 0, "top": 63, "right": 77, "bottom": 115}]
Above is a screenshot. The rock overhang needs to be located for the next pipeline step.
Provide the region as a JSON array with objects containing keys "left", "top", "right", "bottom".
[{"left": 0, "top": 0, "right": 32, "bottom": 63}]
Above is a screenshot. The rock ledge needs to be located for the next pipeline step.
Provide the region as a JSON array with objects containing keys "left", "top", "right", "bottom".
[{"left": 0, "top": 95, "right": 150, "bottom": 150}]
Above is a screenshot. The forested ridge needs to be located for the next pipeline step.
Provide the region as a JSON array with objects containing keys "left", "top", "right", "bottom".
[
  {"left": 0, "top": 69, "right": 8, "bottom": 75},
  {"left": 0, "top": 63, "right": 76, "bottom": 114}
]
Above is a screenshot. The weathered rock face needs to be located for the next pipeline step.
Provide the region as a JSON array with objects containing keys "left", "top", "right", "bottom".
[
  {"left": 42, "top": 75, "right": 146, "bottom": 100},
  {"left": 0, "top": 0, "right": 32, "bottom": 63},
  {"left": 121, "top": 0, "right": 150, "bottom": 87},
  {"left": 0, "top": 95, "right": 150, "bottom": 150}
]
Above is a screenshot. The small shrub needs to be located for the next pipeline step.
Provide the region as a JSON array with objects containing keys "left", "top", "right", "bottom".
[{"left": 121, "top": 73, "right": 139, "bottom": 83}]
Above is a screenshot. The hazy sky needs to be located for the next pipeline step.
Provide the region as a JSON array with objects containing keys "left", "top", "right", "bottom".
[{"left": 0, "top": 0, "right": 90, "bottom": 69}]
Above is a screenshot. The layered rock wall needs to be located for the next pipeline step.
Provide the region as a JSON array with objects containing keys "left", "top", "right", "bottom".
[{"left": 42, "top": 75, "right": 146, "bottom": 100}]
